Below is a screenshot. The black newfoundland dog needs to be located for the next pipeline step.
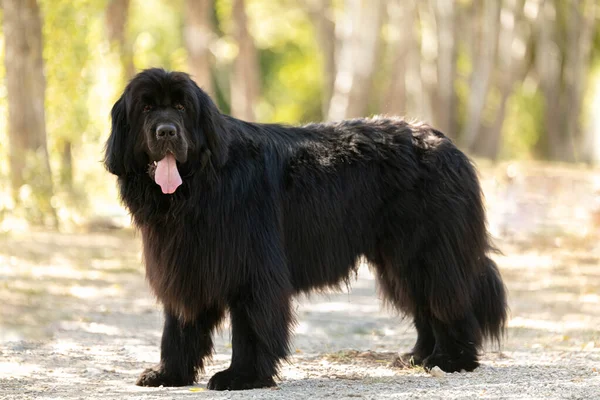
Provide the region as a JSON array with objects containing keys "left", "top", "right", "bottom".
[{"left": 105, "top": 68, "right": 507, "bottom": 390}]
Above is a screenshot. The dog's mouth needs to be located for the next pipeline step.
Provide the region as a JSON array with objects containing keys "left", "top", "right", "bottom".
[{"left": 148, "top": 153, "right": 182, "bottom": 194}]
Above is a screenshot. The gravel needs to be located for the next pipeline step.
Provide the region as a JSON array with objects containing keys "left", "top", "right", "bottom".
[{"left": 1, "top": 229, "right": 600, "bottom": 399}]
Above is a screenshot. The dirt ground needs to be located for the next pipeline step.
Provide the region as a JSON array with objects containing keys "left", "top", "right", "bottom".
[{"left": 1, "top": 162, "right": 600, "bottom": 399}]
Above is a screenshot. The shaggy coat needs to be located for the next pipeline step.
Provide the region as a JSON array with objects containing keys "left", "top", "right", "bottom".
[{"left": 105, "top": 68, "right": 507, "bottom": 390}]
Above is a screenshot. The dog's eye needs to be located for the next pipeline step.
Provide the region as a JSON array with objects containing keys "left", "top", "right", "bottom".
[
  {"left": 143, "top": 105, "right": 153, "bottom": 113},
  {"left": 175, "top": 104, "right": 185, "bottom": 111}
]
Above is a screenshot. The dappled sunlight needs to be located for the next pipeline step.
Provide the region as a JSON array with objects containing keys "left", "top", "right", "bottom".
[
  {"left": 0, "top": 361, "right": 40, "bottom": 377},
  {"left": 0, "top": 230, "right": 152, "bottom": 342},
  {"left": 68, "top": 285, "right": 122, "bottom": 300},
  {"left": 482, "top": 165, "right": 600, "bottom": 241},
  {"left": 496, "top": 252, "right": 555, "bottom": 271},
  {"left": 301, "top": 301, "right": 381, "bottom": 314},
  {"left": 580, "top": 294, "right": 600, "bottom": 303},
  {"left": 509, "top": 316, "right": 595, "bottom": 335},
  {"left": 51, "top": 339, "right": 83, "bottom": 354},
  {"left": 0, "top": 215, "right": 29, "bottom": 234}
]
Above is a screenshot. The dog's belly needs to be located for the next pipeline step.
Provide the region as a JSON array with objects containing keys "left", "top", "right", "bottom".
[{"left": 284, "top": 216, "right": 374, "bottom": 292}]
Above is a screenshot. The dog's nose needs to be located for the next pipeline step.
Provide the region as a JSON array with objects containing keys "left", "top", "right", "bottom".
[{"left": 156, "top": 124, "right": 177, "bottom": 139}]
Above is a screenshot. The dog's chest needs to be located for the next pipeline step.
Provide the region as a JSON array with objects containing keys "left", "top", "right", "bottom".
[{"left": 139, "top": 223, "right": 227, "bottom": 321}]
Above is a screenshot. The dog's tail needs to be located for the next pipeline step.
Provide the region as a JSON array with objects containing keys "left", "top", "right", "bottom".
[{"left": 473, "top": 256, "right": 508, "bottom": 346}]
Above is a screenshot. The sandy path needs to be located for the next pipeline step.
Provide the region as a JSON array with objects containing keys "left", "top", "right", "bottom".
[{"left": 1, "top": 225, "right": 599, "bottom": 399}]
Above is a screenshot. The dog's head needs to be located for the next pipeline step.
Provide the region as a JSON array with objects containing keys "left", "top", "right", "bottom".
[{"left": 104, "top": 68, "right": 228, "bottom": 194}]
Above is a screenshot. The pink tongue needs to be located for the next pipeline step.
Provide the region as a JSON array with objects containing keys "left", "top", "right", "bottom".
[{"left": 155, "top": 153, "right": 182, "bottom": 194}]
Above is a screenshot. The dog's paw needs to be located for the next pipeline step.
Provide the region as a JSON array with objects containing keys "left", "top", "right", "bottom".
[
  {"left": 207, "top": 368, "right": 276, "bottom": 391},
  {"left": 391, "top": 352, "right": 427, "bottom": 368},
  {"left": 136, "top": 365, "right": 195, "bottom": 387},
  {"left": 423, "top": 353, "right": 479, "bottom": 373}
]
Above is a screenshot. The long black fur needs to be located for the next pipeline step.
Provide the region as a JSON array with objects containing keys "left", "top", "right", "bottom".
[{"left": 105, "top": 68, "right": 508, "bottom": 390}]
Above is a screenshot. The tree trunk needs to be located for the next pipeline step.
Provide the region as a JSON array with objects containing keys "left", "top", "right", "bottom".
[
  {"left": 415, "top": 0, "right": 436, "bottom": 123},
  {"left": 327, "top": 0, "right": 385, "bottom": 121},
  {"left": 461, "top": 0, "right": 500, "bottom": 151},
  {"left": 535, "top": 0, "right": 570, "bottom": 161},
  {"left": 184, "top": 0, "right": 214, "bottom": 96},
  {"left": 403, "top": 0, "right": 428, "bottom": 119},
  {"left": 3, "top": 0, "right": 56, "bottom": 226},
  {"left": 230, "top": 0, "right": 260, "bottom": 121},
  {"left": 106, "top": 0, "right": 135, "bottom": 80},
  {"left": 535, "top": 0, "right": 558, "bottom": 159},
  {"left": 477, "top": 0, "right": 527, "bottom": 159},
  {"left": 60, "top": 140, "right": 73, "bottom": 191},
  {"left": 580, "top": 1, "right": 599, "bottom": 163},
  {"left": 588, "top": 79, "right": 600, "bottom": 165},
  {"left": 432, "top": 0, "right": 458, "bottom": 136},
  {"left": 565, "top": 0, "right": 595, "bottom": 162},
  {"left": 303, "top": 0, "right": 336, "bottom": 119},
  {"left": 535, "top": 0, "right": 597, "bottom": 162},
  {"left": 382, "top": 0, "right": 408, "bottom": 116}
]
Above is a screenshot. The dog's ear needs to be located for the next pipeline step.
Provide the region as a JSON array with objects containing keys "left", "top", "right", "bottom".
[
  {"left": 104, "top": 94, "right": 129, "bottom": 176},
  {"left": 194, "top": 85, "right": 230, "bottom": 167}
]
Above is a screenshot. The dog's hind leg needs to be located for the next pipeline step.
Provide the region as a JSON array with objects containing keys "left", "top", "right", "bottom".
[
  {"left": 420, "top": 249, "right": 507, "bottom": 372},
  {"left": 376, "top": 235, "right": 492, "bottom": 372},
  {"left": 423, "top": 311, "right": 482, "bottom": 372},
  {"left": 411, "top": 240, "right": 485, "bottom": 373},
  {"left": 395, "top": 310, "right": 435, "bottom": 367},
  {"left": 373, "top": 258, "right": 435, "bottom": 367}
]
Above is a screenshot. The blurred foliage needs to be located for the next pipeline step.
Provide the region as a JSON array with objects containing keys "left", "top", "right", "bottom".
[
  {"left": 0, "top": 0, "right": 328, "bottom": 228},
  {"left": 37, "top": 0, "right": 112, "bottom": 222},
  {"left": 501, "top": 82, "right": 544, "bottom": 160},
  {"left": 40, "top": 0, "right": 104, "bottom": 171},
  {"left": 247, "top": 1, "right": 322, "bottom": 122},
  {"left": 130, "top": 0, "right": 187, "bottom": 71},
  {"left": 0, "top": 0, "right": 599, "bottom": 229}
]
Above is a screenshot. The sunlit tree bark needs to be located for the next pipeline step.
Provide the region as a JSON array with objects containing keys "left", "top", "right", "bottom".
[
  {"left": 475, "top": 0, "right": 529, "bottom": 159},
  {"left": 230, "top": 0, "right": 260, "bottom": 121},
  {"left": 432, "top": 0, "right": 458, "bottom": 136},
  {"left": 462, "top": 0, "right": 501, "bottom": 151},
  {"left": 3, "top": 0, "right": 56, "bottom": 226},
  {"left": 106, "top": 0, "right": 135, "bottom": 80},
  {"left": 382, "top": 0, "right": 408, "bottom": 116},
  {"left": 327, "top": 0, "right": 385, "bottom": 121},
  {"left": 536, "top": 0, "right": 596, "bottom": 161},
  {"left": 184, "top": 0, "right": 215, "bottom": 96},
  {"left": 302, "top": 0, "right": 336, "bottom": 118}
]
